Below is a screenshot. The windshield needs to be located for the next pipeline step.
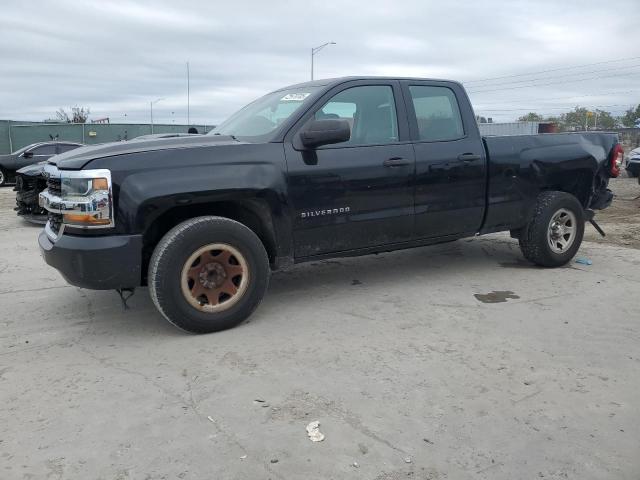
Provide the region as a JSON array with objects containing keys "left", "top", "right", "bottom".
[{"left": 210, "top": 87, "right": 320, "bottom": 141}]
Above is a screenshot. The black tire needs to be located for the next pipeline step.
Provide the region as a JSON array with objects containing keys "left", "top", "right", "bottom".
[
  {"left": 148, "top": 216, "right": 270, "bottom": 333},
  {"left": 626, "top": 169, "right": 639, "bottom": 178},
  {"left": 0, "top": 168, "right": 7, "bottom": 186},
  {"left": 519, "top": 191, "right": 585, "bottom": 268}
]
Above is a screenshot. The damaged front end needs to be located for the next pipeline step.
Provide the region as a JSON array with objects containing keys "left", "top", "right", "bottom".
[{"left": 14, "top": 162, "right": 48, "bottom": 224}]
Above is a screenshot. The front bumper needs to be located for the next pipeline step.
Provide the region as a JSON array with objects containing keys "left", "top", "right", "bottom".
[
  {"left": 39, "top": 230, "right": 142, "bottom": 290},
  {"left": 14, "top": 173, "right": 47, "bottom": 221}
]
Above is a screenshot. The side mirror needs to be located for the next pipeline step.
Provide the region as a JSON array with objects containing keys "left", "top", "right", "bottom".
[
  {"left": 300, "top": 119, "right": 350, "bottom": 149},
  {"left": 23, "top": 151, "right": 34, "bottom": 159}
]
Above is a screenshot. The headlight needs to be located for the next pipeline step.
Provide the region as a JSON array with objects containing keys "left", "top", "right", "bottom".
[
  {"left": 38, "top": 167, "right": 114, "bottom": 229},
  {"left": 60, "top": 170, "right": 113, "bottom": 227},
  {"left": 62, "top": 177, "right": 108, "bottom": 197}
]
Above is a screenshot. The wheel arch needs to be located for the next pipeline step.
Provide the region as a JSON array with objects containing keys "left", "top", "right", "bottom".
[
  {"left": 141, "top": 199, "right": 279, "bottom": 285},
  {"left": 539, "top": 167, "right": 597, "bottom": 208}
]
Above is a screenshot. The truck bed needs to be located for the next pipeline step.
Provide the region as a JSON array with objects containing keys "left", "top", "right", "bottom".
[{"left": 481, "top": 132, "right": 618, "bottom": 233}]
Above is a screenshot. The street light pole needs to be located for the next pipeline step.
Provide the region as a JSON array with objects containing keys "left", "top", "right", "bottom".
[
  {"left": 150, "top": 98, "right": 165, "bottom": 134},
  {"left": 311, "top": 42, "right": 336, "bottom": 80}
]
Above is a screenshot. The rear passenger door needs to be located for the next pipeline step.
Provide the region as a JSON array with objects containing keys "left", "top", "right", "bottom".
[{"left": 401, "top": 81, "right": 487, "bottom": 239}]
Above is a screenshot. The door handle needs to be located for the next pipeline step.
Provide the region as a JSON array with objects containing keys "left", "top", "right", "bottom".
[
  {"left": 457, "top": 153, "right": 481, "bottom": 162},
  {"left": 383, "top": 157, "right": 411, "bottom": 167}
]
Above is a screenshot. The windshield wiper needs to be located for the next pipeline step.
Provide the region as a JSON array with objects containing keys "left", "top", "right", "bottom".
[{"left": 213, "top": 132, "right": 238, "bottom": 141}]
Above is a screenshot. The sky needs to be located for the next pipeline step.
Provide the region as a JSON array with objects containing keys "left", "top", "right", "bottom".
[{"left": 1, "top": 0, "right": 639, "bottom": 125}]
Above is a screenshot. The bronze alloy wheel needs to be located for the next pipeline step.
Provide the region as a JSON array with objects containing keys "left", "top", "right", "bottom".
[{"left": 180, "top": 243, "right": 249, "bottom": 312}]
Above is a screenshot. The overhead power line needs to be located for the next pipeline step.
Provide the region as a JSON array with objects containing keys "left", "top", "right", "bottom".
[
  {"left": 475, "top": 104, "right": 632, "bottom": 112},
  {"left": 464, "top": 63, "right": 640, "bottom": 89},
  {"left": 467, "top": 70, "right": 640, "bottom": 94},
  {"left": 473, "top": 89, "right": 640, "bottom": 106},
  {"left": 463, "top": 55, "right": 640, "bottom": 84}
]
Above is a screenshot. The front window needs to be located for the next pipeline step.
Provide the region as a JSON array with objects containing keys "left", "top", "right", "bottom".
[
  {"left": 32, "top": 145, "right": 57, "bottom": 155},
  {"left": 210, "top": 87, "right": 320, "bottom": 141},
  {"left": 311, "top": 85, "right": 399, "bottom": 146}
]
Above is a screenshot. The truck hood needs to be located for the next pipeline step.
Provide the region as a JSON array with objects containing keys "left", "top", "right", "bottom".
[{"left": 50, "top": 134, "right": 241, "bottom": 170}]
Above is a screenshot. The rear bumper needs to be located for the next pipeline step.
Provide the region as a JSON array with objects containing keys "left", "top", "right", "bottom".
[
  {"left": 39, "top": 230, "right": 142, "bottom": 290},
  {"left": 590, "top": 188, "right": 613, "bottom": 210}
]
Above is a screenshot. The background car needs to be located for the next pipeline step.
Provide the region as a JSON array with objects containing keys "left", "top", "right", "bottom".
[
  {"left": 625, "top": 146, "right": 640, "bottom": 177},
  {"left": 129, "top": 132, "right": 201, "bottom": 141},
  {"left": 14, "top": 162, "right": 49, "bottom": 223},
  {"left": 13, "top": 142, "right": 84, "bottom": 223},
  {"left": 0, "top": 141, "right": 83, "bottom": 186}
]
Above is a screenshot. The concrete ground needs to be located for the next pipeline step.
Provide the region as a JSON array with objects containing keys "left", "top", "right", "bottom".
[{"left": 1, "top": 182, "right": 639, "bottom": 480}]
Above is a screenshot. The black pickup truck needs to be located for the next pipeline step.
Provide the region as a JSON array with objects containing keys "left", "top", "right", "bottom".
[{"left": 38, "top": 77, "right": 623, "bottom": 333}]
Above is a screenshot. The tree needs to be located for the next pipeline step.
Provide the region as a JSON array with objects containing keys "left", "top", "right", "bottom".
[
  {"left": 56, "top": 106, "right": 90, "bottom": 123},
  {"left": 560, "top": 107, "right": 590, "bottom": 131},
  {"left": 592, "top": 109, "right": 616, "bottom": 129},
  {"left": 621, "top": 104, "right": 640, "bottom": 127},
  {"left": 518, "top": 112, "right": 544, "bottom": 122}
]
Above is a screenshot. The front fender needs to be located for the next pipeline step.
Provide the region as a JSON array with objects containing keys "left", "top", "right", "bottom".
[
  {"left": 86, "top": 143, "right": 293, "bottom": 261},
  {"left": 0, "top": 157, "right": 16, "bottom": 172}
]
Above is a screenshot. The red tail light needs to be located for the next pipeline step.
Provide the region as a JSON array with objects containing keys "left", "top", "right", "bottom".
[{"left": 610, "top": 144, "right": 624, "bottom": 177}]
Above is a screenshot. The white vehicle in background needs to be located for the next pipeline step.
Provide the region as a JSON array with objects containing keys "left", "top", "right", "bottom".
[{"left": 626, "top": 146, "right": 640, "bottom": 178}]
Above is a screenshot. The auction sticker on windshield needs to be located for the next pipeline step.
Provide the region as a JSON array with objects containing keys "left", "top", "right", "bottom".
[{"left": 281, "top": 93, "right": 310, "bottom": 101}]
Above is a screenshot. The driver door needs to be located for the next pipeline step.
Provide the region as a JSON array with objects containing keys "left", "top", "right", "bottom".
[{"left": 284, "top": 81, "right": 415, "bottom": 258}]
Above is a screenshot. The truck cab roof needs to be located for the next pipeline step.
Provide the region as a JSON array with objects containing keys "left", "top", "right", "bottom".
[{"left": 278, "top": 76, "right": 464, "bottom": 91}]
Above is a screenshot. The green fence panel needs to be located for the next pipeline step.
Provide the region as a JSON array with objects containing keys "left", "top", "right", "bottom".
[{"left": 0, "top": 120, "right": 212, "bottom": 154}]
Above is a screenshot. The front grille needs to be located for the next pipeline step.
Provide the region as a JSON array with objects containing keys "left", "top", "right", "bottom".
[
  {"left": 47, "top": 176, "right": 62, "bottom": 197},
  {"left": 48, "top": 213, "right": 63, "bottom": 236}
]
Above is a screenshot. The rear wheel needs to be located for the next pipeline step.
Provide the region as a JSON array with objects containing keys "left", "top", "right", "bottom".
[
  {"left": 519, "top": 191, "right": 585, "bottom": 267},
  {"left": 148, "top": 216, "right": 270, "bottom": 333},
  {"left": 626, "top": 169, "right": 639, "bottom": 178},
  {"left": 0, "top": 168, "right": 7, "bottom": 186}
]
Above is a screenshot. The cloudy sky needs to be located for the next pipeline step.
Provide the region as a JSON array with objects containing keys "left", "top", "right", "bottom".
[{"left": 1, "top": 0, "right": 639, "bottom": 125}]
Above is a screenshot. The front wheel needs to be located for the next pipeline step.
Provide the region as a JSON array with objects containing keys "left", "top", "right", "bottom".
[
  {"left": 0, "top": 168, "right": 7, "bottom": 186},
  {"left": 148, "top": 216, "right": 270, "bottom": 333},
  {"left": 519, "top": 191, "right": 585, "bottom": 267}
]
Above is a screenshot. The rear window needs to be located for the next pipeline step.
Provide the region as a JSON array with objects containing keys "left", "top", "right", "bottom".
[
  {"left": 58, "top": 144, "right": 80, "bottom": 153},
  {"left": 408, "top": 86, "right": 464, "bottom": 142},
  {"left": 32, "top": 144, "right": 57, "bottom": 155}
]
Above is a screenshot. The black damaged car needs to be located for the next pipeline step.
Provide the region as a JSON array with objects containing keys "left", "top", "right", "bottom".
[
  {"left": 0, "top": 141, "right": 83, "bottom": 186},
  {"left": 11, "top": 142, "right": 84, "bottom": 223},
  {"left": 14, "top": 162, "right": 50, "bottom": 223}
]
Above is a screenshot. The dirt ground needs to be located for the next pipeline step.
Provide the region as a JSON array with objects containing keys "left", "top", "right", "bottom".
[
  {"left": 1, "top": 179, "right": 639, "bottom": 479},
  {"left": 583, "top": 173, "right": 640, "bottom": 248}
]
